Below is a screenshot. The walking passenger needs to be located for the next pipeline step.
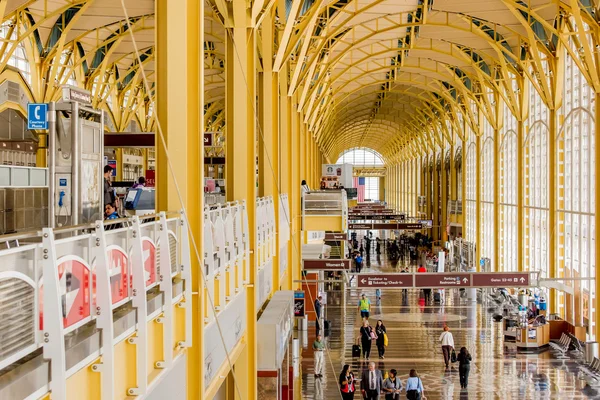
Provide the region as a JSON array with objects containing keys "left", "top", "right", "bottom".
[
  {"left": 314, "top": 295, "right": 323, "bottom": 334},
  {"left": 375, "top": 320, "right": 387, "bottom": 359},
  {"left": 382, "top": 369, "right": 403, "bottom": 400},
  {"left": 417, "top": 265, "right": 431, "bottom": 300},
  {"left": 339, "top": 364, "right": 356, "bottom": 399},
  {"left": 356, "top": 253, "right": 363, "bottom": 273},
  {"left": 358, "top": 293, "right": 371, "bottom": 319},
  {"left": 439, "top": 325, "right": 455, "bottom": 370},
  {"left": 457, "top": 347, "right": 472, "bottom": 389},
  {"left": 405, "top": 369, "right": 425, "bottom": 400},
  {"left": 301, "top": 179, "right": 310, "bottom": 193},
  {"left": 358, "top": 320, "right": 373, "bottom": 360},
  {"left": 360, "top": 361, "right": 384, "bottom": 400},
  {"left": 312, "top": 334, "right": 325, "bottom": 378}
]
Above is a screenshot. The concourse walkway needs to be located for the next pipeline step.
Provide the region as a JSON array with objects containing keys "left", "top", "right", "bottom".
[{"left": 300, "top": 260, "right": 596, "bottom": 399}]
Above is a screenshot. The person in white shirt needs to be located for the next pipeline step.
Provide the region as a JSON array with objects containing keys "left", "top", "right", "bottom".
[
  {"left": 439, "top": 325, "right": 455, "bottom": 370},
  {"left": 360, "top": 362, "right": 384, "bottom": 400},
  {"left": 301, "top": 180, "right": 310, "bottom": 193}
]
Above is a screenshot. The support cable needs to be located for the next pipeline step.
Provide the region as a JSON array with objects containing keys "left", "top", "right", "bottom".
[
  {"left": 118, "top": 1, "right": 245, "bottom": 398},
  {"left": 224, "top": 23, "right": 345, "bottom": 397}
]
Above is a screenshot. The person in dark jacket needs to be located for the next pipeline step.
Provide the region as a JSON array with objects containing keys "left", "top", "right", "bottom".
[
  {"left": 314, "top": 295, "right": 323, "bottom": 334},
  {"left": 103, "top": 165, "right": 115, "bottom": 206},
  {"left": 457, "top": 347, "right": 472, "bottom": 388},
  {"left": 375, "top": 319, "right": 387, "bottom": 359},
  {"left": 358, "top": 320, "right": 374, "bottom": 360},
  {"left": 338, "top": 364, "right": 356, "bottom": 399}
]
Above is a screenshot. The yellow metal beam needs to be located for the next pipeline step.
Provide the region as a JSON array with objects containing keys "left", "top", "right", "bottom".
[
  {"left": 260, "top": 12, "right": 281, "bottom": 292},
  {"left": 590, "top": 93, "right": 600, "bottom": 340},
  {"left": 227, "top": 2, "right": 257, "bottom": 398},
  {"left": 272, "top": 0, "right": 302, "bottom": 71},
  {"left": 156, "top": 0, "right": 204, "bottom": 399}
]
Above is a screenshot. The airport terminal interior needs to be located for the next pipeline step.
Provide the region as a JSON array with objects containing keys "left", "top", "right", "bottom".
[{"left": 2, "top": 0, "right": 600, "bottom": 399}]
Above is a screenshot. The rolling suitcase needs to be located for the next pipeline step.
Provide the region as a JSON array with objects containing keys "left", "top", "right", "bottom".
[
  {"left": 324, "top": 320, "right": 331, "bottom": 337},
  {"left": 352, "top": 344, "right": 361, "bottom": 357},
  {"left": 433, "top": 292, "right": 441, "bottom": 303}
]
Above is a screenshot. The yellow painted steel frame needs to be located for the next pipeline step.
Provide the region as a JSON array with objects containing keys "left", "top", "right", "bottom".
[
  {"left": 227, "top": 1, "right": 258, "bottom": 398},
  {"left": 156, "top": 0, "right": 204, "bottom": 397}
]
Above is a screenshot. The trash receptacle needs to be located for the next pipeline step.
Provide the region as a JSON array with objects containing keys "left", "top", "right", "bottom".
[
  {"left": 299, "top": 315, "right": 308, "bottom": 332},
  {"left": 586, "top": 342, "right": 599, "bottom": 364}
]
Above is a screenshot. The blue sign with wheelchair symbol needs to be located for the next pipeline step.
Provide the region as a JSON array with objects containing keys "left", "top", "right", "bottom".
[{"left": 27, "top": 103, "right": 48, "bottom": 130}]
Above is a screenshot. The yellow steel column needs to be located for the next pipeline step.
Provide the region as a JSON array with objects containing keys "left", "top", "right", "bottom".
[
  {"left": 291, "top": 96, "right": 301, "bottom": 290},
  {"left": 548, "top": 106, "right": 557, "bottom": 313},
  {"left": 441, "top": 150, "right": 448, "bottom": 242},
  {"left": 390, "top": 165, "right": 393, "bottom": 208},
  {"left": 115, "top": 149, "right": 123, "bottom": 181},
  {"left": 260, "top": 11, "right": 280, "bottom": 291},
  {"left": 595, "top": 92, "right": 600, "bottom": 340},
  {"left": 403, "top": 161, "right": 407, "bottom": 211},
  {"left": 461, "top": 135, "right": 467, "bottom": 235},
  {"left": 425, "top": 156, "right": 431, "bottom": 222},
  {"left": 300, "top": 117, "right": 307, "bottom": 188},
  {"left": 312, "top": 139, "right": 316, "bottom": 187},
  {"left": 36, "top": 134, "right": 46, "bottom": 167},
  {"left": 517, "top": 80, "right": 528, "bottom": 272},
  {"left": 395, "top": 164, "right": 399, "bottom": 210},
  {"left": 279, "top": 64, "right": 291, "bottom": 290},
  {"left": 156, "top": 0, "right": 203, "bottom": 397},
  {"left": 228, "top": 1, "right": 257, "bottom": 397},
  {"left": 433, "top": 153, "right": 440, "bottom": 241},
  {"left": 414, "top": 158, "right": 418, "bottom": 217},
  {"left": 517, "top": 123, "right": 525, "bottom": 272},
  {"left": 493, "top": 97, "right": 501, "bottom": 272},
  {"left": 475, "top": 132, "right": 481, "bottom": 271}
]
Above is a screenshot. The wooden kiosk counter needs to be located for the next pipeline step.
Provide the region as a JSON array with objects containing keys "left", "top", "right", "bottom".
[{"left": 515, "top": 323, "right": 550, "bottom": 349}]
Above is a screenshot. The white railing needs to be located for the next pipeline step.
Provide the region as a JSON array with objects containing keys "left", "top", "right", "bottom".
[
  {"left": 202, "top": 200, "right": 250, "bottom": 391},
  {"left": 0, "top": 199, "right": 256, "bottom": 399},
  {"left": 0, "top": 212, "right": 192, "bottom": 399}
]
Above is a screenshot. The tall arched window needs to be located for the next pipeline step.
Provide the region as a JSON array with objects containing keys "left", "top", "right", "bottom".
[
  {"left": 336, "top": 147, "right": 384, "bottom": 166},
  {"left": 336, "top": 148, "right": 383, "bottom": 201}
]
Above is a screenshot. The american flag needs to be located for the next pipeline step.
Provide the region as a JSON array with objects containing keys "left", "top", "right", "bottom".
[{"left": 353, "top": 176, "right": 365, "bottom": 202}]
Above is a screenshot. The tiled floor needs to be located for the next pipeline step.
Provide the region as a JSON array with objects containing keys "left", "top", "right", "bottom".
[{"left": 299, "top": 259, "right": 598, "bottom": 399}]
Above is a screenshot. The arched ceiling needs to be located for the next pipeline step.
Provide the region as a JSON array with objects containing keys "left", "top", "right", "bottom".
[
  {"left": 274, "top": 0, "right": 590, "bottom": 161},
  {"left": 0, "top": 0, "right": 228, "bottom": 132}
]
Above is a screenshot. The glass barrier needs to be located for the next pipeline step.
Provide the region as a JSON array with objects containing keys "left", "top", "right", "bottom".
[{"left": 302, "top": 190, "right": 348, "bottom": 216}]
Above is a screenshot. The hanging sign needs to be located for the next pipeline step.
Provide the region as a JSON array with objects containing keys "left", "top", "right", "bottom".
[
  {"left": 204, "top": 133, "right": 213, "bottom": 146},
  {"left": 357, "top": 274, "right": 414, "bottom": 288},
  {"left": 302, "top": 259, "right": 351, "bottom": 270},
  {"left": 324, "top": 233, "right": 348, "bottom": 241}
]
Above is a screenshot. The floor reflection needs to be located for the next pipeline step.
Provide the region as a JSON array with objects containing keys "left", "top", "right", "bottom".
[{"left": 300, "top": 270, "right": 596, "bottom": 399}]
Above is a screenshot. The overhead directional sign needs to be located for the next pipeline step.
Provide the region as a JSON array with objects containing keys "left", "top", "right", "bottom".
[
  {"left": 471, "top": 273, "right": 529, "bottom": 287},
  {"left": 324, "top": 232, "right": 348, "bottom": 241},
  {"left": 349, "top": 214, "right": 406, "bottom": 220},
  {"left": 415, "top": 273, "right": 471, "bottom": 287},
  {"left": 353, "top": 272, "right": 535, "bottom": 288},
  {"left": 27, "top": 103, "right": 48, "bottom": 130},
  {"left": 348, "top": 222, "right": 423, "bottom": 230},
  {"left": 357, "top": 274, "right": 414, "bottom": 288},
  {"left": 303, "top": 259, "right": 351, "bottom": 270}
]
